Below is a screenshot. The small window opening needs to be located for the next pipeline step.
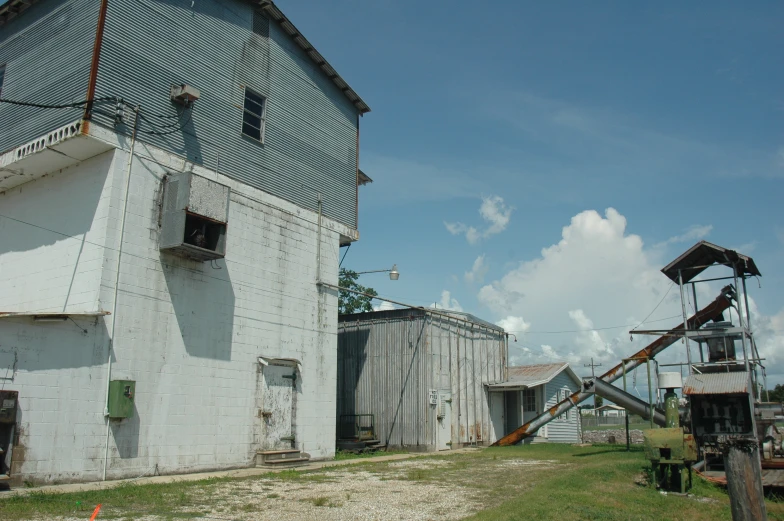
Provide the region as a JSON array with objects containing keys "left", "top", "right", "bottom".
[
  {"left": 523, "top": 389, "right": 537, "bottom": 412},
  {"left": 184, "top": 213, "right": 223, "bottom": 252},
  {"left": 0, "top": 64, "right": 5, "bottom": 99},
  {"left": 242, "top": 88, "right": 266, "bottom": 142}
]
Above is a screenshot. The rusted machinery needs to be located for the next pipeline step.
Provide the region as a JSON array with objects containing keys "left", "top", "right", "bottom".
[
  {"left": 494, "top": 241, "right": 774, "bottom": 518},
  {"left": 643, "top": 372, "right": 698, "bottom": 493},
  {"left": 492, "top": 284, "right": 735, "bottom": 447}
]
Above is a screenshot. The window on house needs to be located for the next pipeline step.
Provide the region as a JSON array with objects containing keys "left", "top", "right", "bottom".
[
  {"left": 522, "top": 389, "right": 537, "bottom": 412},
  {"left": 559, "top": 388, "right": 572, "bottom": 421},
  {"left": 0, "top": 64, "right": 5, "bottom": 99},
  {"left": 242, "top": 88, "right": 266, "bottom": 143}
]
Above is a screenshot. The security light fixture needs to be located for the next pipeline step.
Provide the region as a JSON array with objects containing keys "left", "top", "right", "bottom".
[{"left": 356, "top": 265, "right": 400, "bottom": 281}]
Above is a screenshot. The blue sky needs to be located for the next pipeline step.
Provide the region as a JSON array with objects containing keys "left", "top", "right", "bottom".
[{"left": 277, "top": 0, "right": 784, "bottom": 382}]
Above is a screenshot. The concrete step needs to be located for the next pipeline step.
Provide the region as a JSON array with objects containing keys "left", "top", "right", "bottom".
[{"left": 256, "top": 449, "right": 310, "bottom": 467}]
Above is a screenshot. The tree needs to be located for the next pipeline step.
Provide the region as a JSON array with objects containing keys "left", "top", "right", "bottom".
[
  {"left": 338, "top": 268, "right": 378, "bottom": 314},
  {"left": 594, "top": 395, "right": 604, "bottom": 409},
  {"left": 765, "top": 384, "right": 784, "bottom": 403}
]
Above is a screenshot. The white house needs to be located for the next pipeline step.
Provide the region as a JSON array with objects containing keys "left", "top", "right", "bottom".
[
  {"left": 487, "top": 363, "right": 582, "bottom": 444},
  {"left": 0, "top": 0, "right": 370, "bottom": 485}
]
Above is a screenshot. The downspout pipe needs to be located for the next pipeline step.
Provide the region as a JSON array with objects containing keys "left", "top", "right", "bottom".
[{"left": 102, "top": 106, "right": 139, "bottom": 481}]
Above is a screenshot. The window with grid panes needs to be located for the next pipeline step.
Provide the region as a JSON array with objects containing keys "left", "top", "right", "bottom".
[
  {"left": 242, "top": 88, "right": 266, "bottom": 142},
  {"left": 523, "top": 389, "right": 537, "bottom": 412}
]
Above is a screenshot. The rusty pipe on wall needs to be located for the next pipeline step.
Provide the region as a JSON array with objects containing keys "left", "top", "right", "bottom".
[{"left": 492, "top": 285, "right": 735, "bottom": 446}]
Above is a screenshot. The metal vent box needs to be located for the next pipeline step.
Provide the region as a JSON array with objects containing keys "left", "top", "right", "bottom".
[
  {"left": 160, "top": 172, "right": 230, "bottom": 261},
  {"left": 108, "top": 380, "right": 136, "bottom": 419}
]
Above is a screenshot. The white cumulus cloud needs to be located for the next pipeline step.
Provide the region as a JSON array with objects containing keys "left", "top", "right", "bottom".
[
  {"left": 464, "top": 255, "right": 489, "bottom": 284},
  {"left": 477, "top": 207, "right": 784, "bottom": 385},
  {"left": 445, "top": 195, "right": 514, "bottom": 244},
  {"left": 432, "top": 290, "right": 463, "bottom": 312},
  {"left": 373, "top": 300, "right": 396, "bottom": 312}
]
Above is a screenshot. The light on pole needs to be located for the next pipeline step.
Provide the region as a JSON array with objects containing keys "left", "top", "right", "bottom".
[{"left": 355, "top": 264, "right": 400, "bottom": 281}]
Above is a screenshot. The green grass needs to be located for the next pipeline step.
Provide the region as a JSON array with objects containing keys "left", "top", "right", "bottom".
[
  {"left": 3, "top": 445, "right": 784, "bottom": 520},
  {"left": 333, "top": 448, "right": 408, "bottom": 461}
]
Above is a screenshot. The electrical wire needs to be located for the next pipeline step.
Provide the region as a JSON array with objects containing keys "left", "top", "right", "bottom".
[
  {"left": 505, "top": 314, "right": 683, "bottom": 335},
  {"left": 0, "top": 96, "right": 117, "bottom": 109},
  {"left": 137, "top": 107, "right": 193, "bottom": 136},
  {"left": 630, "top": 282, "right": 675, "bottom": 332},
  {"left": 0, "top": 211, "right": 328, "bottom": 310}
]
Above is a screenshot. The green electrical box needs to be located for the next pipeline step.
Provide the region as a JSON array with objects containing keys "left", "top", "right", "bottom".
[{"left": 107, "top": 380, "right": 135, "bottom": 419}]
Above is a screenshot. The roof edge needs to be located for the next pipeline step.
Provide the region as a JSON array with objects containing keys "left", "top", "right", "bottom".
[{"left": 257, "top": 1, "right": 370, "bottom": 114}]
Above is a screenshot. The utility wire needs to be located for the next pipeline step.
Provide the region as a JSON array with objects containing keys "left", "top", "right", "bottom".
[
  {"left": 630, "top": 282, "right": 675, "bottom": 332},
  {"left": 0, "top": 96, "right": 116, "bottom": 109},
  {"left": 505, "top": 314, "right": 682, "bottom": 335}
]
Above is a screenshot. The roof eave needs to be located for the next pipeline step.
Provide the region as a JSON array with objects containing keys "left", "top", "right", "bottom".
[
  {"left": 0, "top": 0, "right": 40, "bottom": 27},
  {"left": 257, "top": 0, "right": 370, "bottom": 114}
]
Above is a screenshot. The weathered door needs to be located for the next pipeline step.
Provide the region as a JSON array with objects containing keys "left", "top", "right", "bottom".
[
  {"left": 437, "top": 391, "right": 452, "bottom": 451},
  {"left": 260, "top": 363, "right": 295, "bottom": 450}
]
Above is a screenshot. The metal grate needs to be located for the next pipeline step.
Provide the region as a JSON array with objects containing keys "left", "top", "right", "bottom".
[{"left": 252, "top": 11, "right": 269, "bottom": 38}]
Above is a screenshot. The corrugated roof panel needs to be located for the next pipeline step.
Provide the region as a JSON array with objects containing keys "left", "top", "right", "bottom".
[
  {"left": 505, "top": 363, "right": 569, "bottom": 387},
  {"left": 682, "top": 371, "right": 750, "bottom": 395}
]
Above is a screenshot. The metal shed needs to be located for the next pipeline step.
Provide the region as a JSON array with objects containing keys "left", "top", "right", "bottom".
[{"left": 337, "top": 308, "right": 508, "bottom": 451}]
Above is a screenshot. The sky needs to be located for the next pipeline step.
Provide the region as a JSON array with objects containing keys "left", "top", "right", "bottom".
[{"left": 279, "top": 1, "right": 784, "bottom": 386}]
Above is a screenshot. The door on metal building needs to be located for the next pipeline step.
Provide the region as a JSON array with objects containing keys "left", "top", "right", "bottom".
[
  {"left": 436, "top": 391, "right": 452, "bottom": 451},
  {"left": 258, "top": 359, "right": 297, "bottom": 450}
]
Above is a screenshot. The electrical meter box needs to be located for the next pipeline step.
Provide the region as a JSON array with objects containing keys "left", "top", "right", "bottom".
[
  {"left": 0, "top": 390, "right": 18, "bottom": 424},
  {"left": 108, "top": 380, "right": 136, "bottom": 419}
]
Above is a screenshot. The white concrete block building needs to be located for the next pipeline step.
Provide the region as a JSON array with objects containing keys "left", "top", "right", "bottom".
[{"left": 0, "top": 0, "right": 370, "bottom": 484}]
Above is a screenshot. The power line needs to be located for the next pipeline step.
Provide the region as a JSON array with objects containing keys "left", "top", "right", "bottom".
[
  {"left": 505, "top": 314, "right": 683, "bottom": 335},
  {"left": 0, "top": 96, "right": 116, "bottom": 110}
]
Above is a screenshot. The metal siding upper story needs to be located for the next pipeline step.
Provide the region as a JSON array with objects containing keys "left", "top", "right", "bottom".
[
  {"left": 91, "top": 0, "right": 359, "bottom": 228},
  {"left": 0, "top": 0, "right": 98, "bottom": 154}
]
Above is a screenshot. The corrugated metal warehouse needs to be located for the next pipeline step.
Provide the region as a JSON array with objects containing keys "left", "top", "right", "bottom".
[{"left": 337, "top": 309, "right": 508, "bottom": 451}]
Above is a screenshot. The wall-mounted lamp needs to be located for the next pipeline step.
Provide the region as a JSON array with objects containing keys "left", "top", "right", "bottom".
[{"left": 356, "top": 265, "right": 400, "bottom": 281}]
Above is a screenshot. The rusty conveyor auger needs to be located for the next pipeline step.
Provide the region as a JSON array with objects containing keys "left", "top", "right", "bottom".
[{"left": 491, "top": 285, "right": 736, "bottom": 446}]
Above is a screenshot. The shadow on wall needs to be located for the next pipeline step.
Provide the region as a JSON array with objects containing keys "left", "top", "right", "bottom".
[
  {"left": 0, "top": 151, "right": 110, "bottom": 256},
  {"left": 0, "top": 316, "right": 109, "bottom": 371},
  {"left": 110, "top": 401, "right": 140, "bottom": 460},
  {"left": 161, "top": 254, "right": 235, "bottom": 361},
  {"left": 336, "top": 327, "right": 370, "bottom": 441}
]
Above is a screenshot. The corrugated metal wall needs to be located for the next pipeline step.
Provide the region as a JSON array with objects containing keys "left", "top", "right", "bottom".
[
  {"left": 543, "top": 371, "right": 581, "bottom": 443},
  {"left": 0, "top": 0, "right": 98, "bottom": 153},
  {"left": 337, "top": 309, "right": 507, "bottom": 450},
  {"left": 91, "top": 0, "right": 359, "bottom": 228}
]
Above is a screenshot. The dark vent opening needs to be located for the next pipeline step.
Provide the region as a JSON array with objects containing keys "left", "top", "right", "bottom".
[
  {"left": 253, "top": 11, "right": 270, "bottom": 38},
  {"left": 184, "top": 213, "right": 223, "bottom": 252},
  {"left": 0, "top": 64, "right": 5, "bottom": 99}
]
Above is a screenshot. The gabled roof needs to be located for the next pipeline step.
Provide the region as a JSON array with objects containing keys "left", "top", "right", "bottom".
[
  {"left": 0, "top": 0, "right": 370, "bottom": 114},
  {"left": 661, "top": 241, "right": 760, "bottom": 284},
  {"left": 487, "top": 362, "right": 581, "bottom": 390}
]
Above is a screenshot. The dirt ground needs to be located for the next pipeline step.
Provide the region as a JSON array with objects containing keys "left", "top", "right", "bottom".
[{"left": 47, "top": 455, "right": 562, "bottom": 521}]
